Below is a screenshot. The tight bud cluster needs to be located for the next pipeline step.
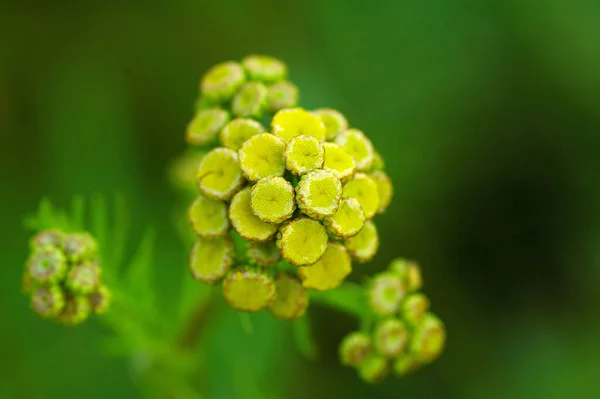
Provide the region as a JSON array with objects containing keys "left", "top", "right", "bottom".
[
  {"left": 339, "top": 259, "right": 445, "bottom": 383},
  {"left": 22, "top": 229, "right": 111, "bottom": 325}
]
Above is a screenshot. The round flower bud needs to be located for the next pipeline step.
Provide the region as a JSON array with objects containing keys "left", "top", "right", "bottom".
[
  {"left": 247, "top": 241, "right": 280, "bottom": 267},
  {"left": 232, "top": 82, "right": 268, "bottom": 118},
  {"left": 189, "top": 236, "right": 233, "bottom": 284},
  {"left": 196, "top": 148, "right": 244, "bottom": 200},
  {"left": 188, "top": 195, "right": 230, "bottom": 238},
  {"left": 373, "top": 318, "right": 409, "bottom": 358},
  {"left": 344, "top": 220, "right": 379, "bottom": 263},
  {"left": 31, "top": 286, "right": 66, "bottom": 318},
  {"left": 250, "top": 176, "right": 296, "bottom": 224},
  {"left": 324, "top": 197, "right": 365, "bottom": 238},
  {"left": 27, "top": 247, "right": 67, "bottom": 284},
  {"left": 284, "top": 135, "right": 324, "bottom": 175},
  {"left": 389, "top": 258, "right": 422, "bottom": 292},
  {"left": 229, "top": 188, "right": 280, "bottom": 242},
  {"left": 242, "top": 55, "right": 287, "bottom": 83},
  {"left": 30, "top": 229, "right": 65, "bottom": 250},
  {"left": 89, "top": 284, "right": 112, "bottom": 314},
  {"left": 200, "top": 61, "right": 245, "bottom": 102},
  {"left": 358, "top": 355, "right": 389, "bottom": 384},
  {"left": 370, "top": 171, "right": 393, "bottom": 214},
  {"left": 238, "top": 133, "right": 286, "bottom": 182},
  {"left": 322, "top": 142, "right": 355, "bottom": 180},
  {"left": 339, "top": 331, "right": 373, "bottom": 367},
  {"left": 267, "top": 81, "right": 299, "bottom": 113},
  {"left": 185, "top": 108, "right": 229, "bottom": 146},
  {"left": 63, "top": 232, "right": 98, "bottom": 263},
  {"left": 299, "top": 242, "right": 351, "bottom": 291},
  {"left": 368, "top": 272, "right": 406, "bottom": 316},
  {"left": 335, "top": 129, "right": 374, "bottom": 171},
  {"left": 311, "top": 108, "right": 348, "bottom": 140},
  {"left": 271, "top": 108, "right": 326, "bottom": 143},
  {"left": 393, "top": 354, "right": 421, "bottom": 377},
  {"left": 410, "top": 313, "right": 446, "bottom": 363},
  {"left": 220, "top": 118, "right": 264, "bottom": 151},
  {"left": 402, "top": 293, "right": 430, "bottom": 326},
  {"left": 296, "top": 170, "right": 342, "bottom": 219},
  {"left": 66, "top": 262, "right": 101, "bottom": 294},
  {"left": 343, "top": 173, "right": 380, "bottom": 220},
  {"left": 276, "top": 217, "right": 328, "bottom": 266},
  {"left": 222, "top": 267, "right": 276, "bottom": 312},
  {"left": 168, "top": 150, "right": 206, "bottom": 193},
  {"left": 268, "top": 273, "right": 308, "bottom": 320},
  {"left": 58, "top": 294, "right": 91, "bottom": 325}
]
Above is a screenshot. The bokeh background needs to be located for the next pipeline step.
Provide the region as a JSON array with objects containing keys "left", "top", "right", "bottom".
[{"left": 2, "top": 1, "right": 600, "bottom": 398}]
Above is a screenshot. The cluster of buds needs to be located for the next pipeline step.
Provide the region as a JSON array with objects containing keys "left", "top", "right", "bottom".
[
  {"left": 185, "top": 56, "right": 393, "bottom": 318},
  {"left": 22, "top": 229, "right": 111, "bottom": 325},
  {"left": 339, "top": 259, "right": 445, "bottom": 383}
]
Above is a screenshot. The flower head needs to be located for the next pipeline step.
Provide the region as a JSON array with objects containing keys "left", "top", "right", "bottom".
[
  {"left": 247, "top": 241, "right": 281, "bottom": 267},
  {"left": 311, "top": 108, "right": 348, "bottom": 140},
  {"left": 271, "top": 108, "right": 325, "bottom": 142},
  {"left": 30, "top": 229, "right": 65, "bottom": 250},
  {"left": 284, "top": 135, "right": 324, "bottom": 175},
  {"left": 58, "top": 294, "right": 91, "bottom": 325},
  {"left": 232, "top": 82, "right": 267, "bottom": 118},
  {"left": 344, "top": 220, "right": 379, "bottom": 263},
  {"left": 368, "top": 272, "right": 406, "bottom": 316},
  {"left": 62, "top": 232, "right": 97, "bottom": 263},
  {"left": 222, "top": 267, "right": 276, "bottom": 312},
  {"left": 250, "top": 176, "right": 296, "bottom": 224},
  {"left": 410, "top": 313, "right": 446, "bottom": 363},
  {"left": 242, "top": 55, "right": 287, "bottom": 83},
  {"left": 343, "top": 173, "right": 380, "bottom": 220},
  {"left": 268, "top": 273, "right": 308, "bottom": 320},
  {"left": 200, "top": 61, "right": 246, "bottom": 102},
  {"left": 31, "top": 286, "right": 66, "bottom": 318},
  {"left": 324, "top": 197, "right": 365, "bottom": 238},
  {"left": 402, "top": 293, "right": 430, "bottom": 326},
  {"left": 322, "top": 142, "right": 355, "bottom": 179},
  {"left": 296, "top": 170, "right": 342, "bottom": 219},
  {"left": 238, "top": 133, "right": 286, "bottom": 182},
  {"left": 267, "top": 81, "right": 299, "bottom": 112},
  {"left": 373, "top": 318, "right": 409, "bottom": 358},
  {"left": 276, "top": 217, "right": 328, "bottom": 266},
  {"left": 335, "top": 129, "right": 374, "bottom": 171},
  {"left": 339, "top": 331, "right": 373, "bottom": 367},
  {"left": 358, "top": 355, "right": 389, "bottom": 384},
  {"left": 220, "top": 118, "right": 264, "bottom": 151},
  {"left": 196, "top": 148, "right": 244, "bottom": 200},
  {"left": 89, "top": 284, "right": 112, "bottom": 315},
  {"left": 229, "top": 188, "right": 279, "bottom": 242},
  {"left": 299, "top": 242, "right": 351, "bottom": 291},
  {"left": 370, "top": 171, "right": 393, "bottom": 214},
  {"left": 66, "top": 261, "right": 101, "bottom": 294},
  {"left": 389, "top": 258, "right": 423, "bottom": 292},
  {"left": 186, "top": 108, "right": 229, "bottom": 146},
  {"left": 188, "top": 236, "right": 233, "bottom": 284},
  {"left": 188, "top": 195, "right": 230, "bottom": 238},
  {"left": 27, "top": 247, "right": 67, "bottom": 284}
]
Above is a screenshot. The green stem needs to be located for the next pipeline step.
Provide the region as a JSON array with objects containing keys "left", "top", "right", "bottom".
[{"left": 308, "top": 281, "right": 371, "bottom": 318}]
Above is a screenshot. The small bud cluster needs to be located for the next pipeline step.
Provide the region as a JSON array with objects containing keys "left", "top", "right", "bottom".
[
  {"left": 185, "top": 56, "right": 394, "bottom": 317},
  {"left": 22, "top": 229, "right": 111, "bottom": 325},
  {"left": 339, "top": 259, "right": 445, "bottom": 383}
]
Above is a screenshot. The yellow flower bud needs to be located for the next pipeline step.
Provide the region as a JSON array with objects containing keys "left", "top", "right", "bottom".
[
  {"left": 247, "top": 241, "right": 281, "bottom": 267},
  {"left": 186, "top": 108, "right": 229, "bottom": 146},
  {"left": 232, "top": 82, "right": 268, "bottom": 118},
  {"left": 335, "top": 129, "right": 374, "bottom": 171},
  {"left": 373, "top": 318, "right": 409, "bottom": 358},
  {"left": 58, "top": 294, "right": 91, "bottom": 325},
  {"left": 200, "top": 61, "right": 245, "bottom": 102},
  {"left": 266, "top": 81, "right": 299, "bottom": 113},
  {"left": 229, "top": 188, "right": 279, "bottom": 242},
  {"left": 344, "top": 220, "right": 379, "bottom": 263},
  {"left": 188, "top": 236, "right": 233, "bottom": 284},
  {"left": 324, "top": 197, "right": 365, "bottom": 238},
  {"left": 220, "top": 118, "right": 264, "bottom": 151},
  {"left": 339, "top": 331, "right": 373, "bottom": 367},
  {"left": 268, "top": 273, "right": 308, "bottom": 320},
  {"left": 222, "top": 267, "right": 276, "bottom": 312},
  {"left": 26, "top": 247, "right": 67, "bottom": 284},
  {"left": 66, "top": 262, "right": 101, "bottom": 294},
  {"left": 30, "top": 229, "right": 65, "bottom": 250},
  {"left": 358, "top": 355, "right": 389, "bottom": 384},
  {"left": 242, "top": 55, "right": 287, "bottom": 83},
  {"left": 370, "top": 171, "right": 393, "bottom": 214},
  {"left": 410, "top": 313, "right": 446, "bottom": 363},
  {"left": 188, "top": 195, "right": 230, "bottom": 238},
  {"left": 393, "top": 354, "right": 422, "bottom": 377},
  {"left": 402, "top": 293, "right": 430, "bottom": 326},
  {"left": 296, "top": 170, "right": 342, "bottom": 219},
  {"left": 250, "top": 176, "right": 296, "bottom": 224},
  {"left": 284, "top": 135, "right": 324, "bottom": 175},
  {"left": 238, "top": 133, "right": 286, "bottom": 182},
  {"left": 311, "top": 108, "right": 348, "bottom": 140},
  {"left": 299, "top": 242, "right": 351, "bottom": 291},
  {"left": 322, "top": 142, "right": 355, "bottom": 180},
  {"left": 276, "top": 217, "right": 328, "bottom": 266},
  {"left": 342, "top": 173, "right": 380, "bottom": 220},
  {"left": 271, "top": 108, "right": 325, "bottom": 143},
  {"left": 196, "top": 148, "right": 244, "bottom": 200},
  {"left": 389, "top": 258, "right": 422, "bottom": 292},
  {"left": 368, "top": 272, "right": 406, "bottom": 316},
  {"left": 31, "top": 286, "right": 66, "bottom": 318}
]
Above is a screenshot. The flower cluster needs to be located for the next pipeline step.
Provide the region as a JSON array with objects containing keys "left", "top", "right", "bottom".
[
  {"left": 339, "top": 259, "right": 446, "bottom": 383},
  {"left": 185, "top": 56, "right": 393, "bottom": 318},
  {"left": 22, "top": 229, "right": 111, "bottom": 325}
]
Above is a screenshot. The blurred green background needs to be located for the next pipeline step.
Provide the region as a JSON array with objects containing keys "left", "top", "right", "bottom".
[{"left": 2, "top": 1, "right": 600, "bottom": 398}]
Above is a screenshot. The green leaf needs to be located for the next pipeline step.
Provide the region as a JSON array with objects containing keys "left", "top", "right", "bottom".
[{"left": 292, "top": 315, "right": 318, "bottom": 359}]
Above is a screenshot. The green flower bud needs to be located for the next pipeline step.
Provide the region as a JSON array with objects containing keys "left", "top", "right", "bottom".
[
  {"left": 250, "top": 176, "right": 296, "bottom": 224},
  {"left": 89, "top": 284, "right": 112, "bottom": 314},
  {"left": 284, "top": 135, "right": 324, "bottom": 175},
  {"left": 185, "top": 108, "right": 229, "bottom": 146},
  {"left": 222, "top": 267, "right": 276, "bottom": 312},
  {"left": 358, "top": 355, "right": 389, "bottom": 384},
  {"left": 30, "top": 229, "right": 65, "bottom": 250},
  {"left": 410, "top": 313, "right": 446, "bottom": 363},
  {"left": 271, "top": 108, "right": 326, "bottom": 143},
  {"left": 189, "top": 236, "right": 233, "bottom": 284},
  {"left": 368, "top": 272, "right": 406, "bottom": 316},
  {"left": 220, "top": 118, "right": 264, "bottom": 151},
  {"left": 389, "top": 258, "right": 422, "bottom": 292},
  {"left": 188, "top": 194, "right": 230, "bottom": 238},
  {"left": 343, "top": 173, "right": 380, "bottom": 220},
  {"left": 370, "top": 171, "right": 393, "bottom": 214},
  {"left": 229, "top": 188, "right": 280, "bottom": 242},
  {"left": 266, "top": 81, "right": 299, "bottom": 113},
  {"left": 296, "top": 170, "right": 342, "bottom": 219},
  {"left": 232, "top": 82, "right": 268, "bottom": 118},
  {"left": 63, "top": 232, "right": 98, "bottom": 263},
  {"left": 299, "top": 242, "right": 351, "bottom": 291},
  {"left": 311, "top": 108, "right": 348, "bottom": 141},
  {"left": 344, "top": 220, "right": 379, "bottom": 263},
  {"left": 27, "top": 247, "right": 68, "bottom": 284},
  {"left": 322, "top": 142, "right": 356, "bottom": 180},
  {"left": 196, "top": 147, "right": 244, "bottom": 200},
  {"left": 247, "top": 241, "right": 281, "bottom": 267},
  {"left": 402, "top": 293, "right": 430, "bottom": 326},
  {"left": 276, "top": 217, "right": 328, "bottom": 266},
  {"left": 242, "top": 55, "right": 287, "bottom": 83},
  {"left": 393, "top": 354, "right": 422, "bottom": 377},
  {"left": 200, "top": 61, "right": 245, "bottom": 102},
  {"left": 324, "top": 197, "right": 365, "bottom": 238},
  {"left": 30, "top": 286, "right": 66, "bottom": 318},
  {"left": 66, "top": 262, "right": 101, "bottom": 294},
  {"left": 339, "top": 331, "right": 373, "bottom": 367},
  {"left": 58, "top": 294, "right": 91, "bottom": 325},
  {"left": 168, "top": 150, "right": 206, "bottom": 193},
  {"left": 335, "top": 129, "right": 374, "bottom": 171},
  {"left": 373, "top": 318, "right": 409, "bottom": 358},
  {"left": 268, "top": 273, "right": 308, "bottom": 320},
  {"left": 238, "top": 133, "right": 286, "bottom": 182}
]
